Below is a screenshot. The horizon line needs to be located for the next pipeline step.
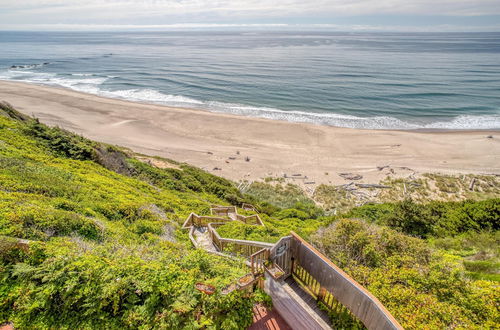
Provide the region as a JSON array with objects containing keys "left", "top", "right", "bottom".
[{"left": 1, "top": 23, "right": 500, "bottom": 33}]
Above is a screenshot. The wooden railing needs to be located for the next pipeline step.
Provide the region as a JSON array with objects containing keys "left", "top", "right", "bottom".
[
  {"left": 182, "top": 213, "right": 232, "bottom": 228},
  {"left": 241, "top": 203, "right": 257, "bottom": 211},
  {"left": 235, "top": 214, "right": 264, "bottom": 226},
  {"left": 210, "top": 206, "right": 237, "bottom": 216},
  {"left": 250, "top": 248, "right": 269, "bottom": 275},
  {"left": 0, "top": 235, "right": 30, "bottom": 252},
  {"left": 289, "top": 232, "right": 403, "bottom": 330},
  {"left": 269, "top": 236, "right": 293, "bottom": 277},
  {"left": 207, "top": 223, "right": 274, "bottom": 257}
]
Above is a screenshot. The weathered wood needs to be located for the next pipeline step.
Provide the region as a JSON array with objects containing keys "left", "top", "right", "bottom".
[
  {"left": 469, "top": 178, "right": 476, "bottom": 191},
  {"left": 208, "top": 223, "right": 273, "bottom": 257},
  {"left": 289, "top": 232, "right": 403, "bottom": 330},
  {"left": 210, "top": 205, "right": 237, "bottom": 216},
  {"left": 339, "top": 173, "right": 363, "bottom": 180},
  {"left": 241, "top": 203, "right": 257, "bottom": 211},
  {"left": 355, "top": 183, "right": 391, "bottom": 189},
  {"left": 264, "top": 273, "right": 332, "bottom": 330}
]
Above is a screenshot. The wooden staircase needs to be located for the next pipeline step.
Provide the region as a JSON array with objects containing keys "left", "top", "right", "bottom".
[{"left": 183, "top": 206, "right": 403, "bottom": 330}]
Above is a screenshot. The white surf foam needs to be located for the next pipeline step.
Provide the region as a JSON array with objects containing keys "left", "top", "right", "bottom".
[
  {"left": 99, "top": 88, "right": 203, "bottom": 105},
  {"left": 1, "top": 68, "right": 498, "bottom": 130}
]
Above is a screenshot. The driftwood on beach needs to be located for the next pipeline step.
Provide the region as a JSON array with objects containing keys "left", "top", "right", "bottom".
[
  {"left": 355, "top": 183, "right": 391, "bottom": 189},
  {"left": 469, "top": 178, "right": 476, "bottom": 191},
  {"left": 339, "top": 172, "right": 363, "bottom": 180}
]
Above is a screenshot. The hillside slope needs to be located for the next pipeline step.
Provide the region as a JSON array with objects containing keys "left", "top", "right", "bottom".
[{"left": 0, "top": 102, "right": 265, "bottom": 329}]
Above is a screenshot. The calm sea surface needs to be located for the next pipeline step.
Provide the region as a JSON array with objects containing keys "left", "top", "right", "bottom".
[{"left": 1, "top": 31, "right": 499, "bottom": 129}]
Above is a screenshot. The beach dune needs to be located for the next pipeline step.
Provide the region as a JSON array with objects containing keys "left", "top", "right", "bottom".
[{"left": 0, "top": 80, "right": 498, "bottom": 186}]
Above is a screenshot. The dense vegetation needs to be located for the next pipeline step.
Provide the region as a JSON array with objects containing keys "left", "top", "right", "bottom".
[
  {"left": 310, "top": 219, "right": 499, "bottom": 329},
  {"left": 346, "top": 198, "right": 499, "bottom": 238},
  {"left": 0, "top": 103, "right": 262, "bottom": 329}
]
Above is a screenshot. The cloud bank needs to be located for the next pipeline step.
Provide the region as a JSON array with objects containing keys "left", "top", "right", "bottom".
[{"left": 0, "top": 0, "right": 499, "bottom": 31}]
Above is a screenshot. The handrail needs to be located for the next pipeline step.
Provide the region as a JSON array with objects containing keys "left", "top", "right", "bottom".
[
  {"left": 188, "top": 226, "right": 197, "bottom": 247},
  {"left": 241, "top": 203, "right": 257, "bottom": 211},
  {"left": 210, "top": 206, "right": 237, "bottom": 216},
  {"left": 250, "top": 248, "right": 269, "bottom": 275},
  {"left": 207, "top": 223, "right": 273, "bottom": 257},
  {"left": 182, "top": 213, "right": 232, "bottom": 228},
  {"left": 290, "top": 231, "right": 403, "bottom": 330},
  {"left": 208, "top": 223, "right": 274, "bottom": 248},
  {"left": 235, "top": 214, "right": 264, "bottom": 226}
]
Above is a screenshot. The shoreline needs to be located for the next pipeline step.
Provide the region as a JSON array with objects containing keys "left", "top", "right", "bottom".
[
  {"left": 1, "top": 80, "right": 499, "bottom": 186},
  {"left": 3, "top": 80, "right": 500, "bottom": 134}
]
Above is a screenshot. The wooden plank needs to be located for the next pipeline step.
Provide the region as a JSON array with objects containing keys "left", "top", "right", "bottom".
[{"left": 289, "top": 232, "right": 403, "bottom": 330}]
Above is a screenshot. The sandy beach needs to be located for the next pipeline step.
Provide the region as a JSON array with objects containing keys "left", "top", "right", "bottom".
[{"left": 0, "top": 80, "right": 499, "bottom": 187}]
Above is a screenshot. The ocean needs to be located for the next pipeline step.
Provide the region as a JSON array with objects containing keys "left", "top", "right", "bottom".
[{"left": 0, "top": 30, "right": 499, "bottom": 130}]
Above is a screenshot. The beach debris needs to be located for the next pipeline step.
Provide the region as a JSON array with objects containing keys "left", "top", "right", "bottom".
[
  {"left": 339, "top": 172, "right": 363, "bottom": 180},
  {"left": 355, "top": 183, "right": 391, "bottom": 189},
  {"left": 304, "top": 181, "right": 316, "bottom": 185},
  {"left": 245, "top": 156, "right": 251, "bottom": 162},
  {"left": 207, "top": 151, "right": 213, "bottom": 155},
  {"left": 339, "top": 182, "right": 357, "bottom": 191},
  {"left": 391, "top": 144, "right": 401, "bottom": 147},
  {"left": 212, "top": 167, "right": 221, "bottom": 171},
  {"left": 469, "top": 178, "right": 477, "bottom": 191},
  {"left": 228, "top": 157, "right": 236, "bottom": 160},
  {"left": 236, "top": 150, "right": 240, "bottom": 155},
  {"left": 225, "top": 160, "right": 230, "bottom": 164},
  {"left": 486, "top": 135, "right": 493, "bottom": 139},
  {"left": 292, "top": 174, "right": 302, "bottom": 177},
  {"left": 377, "top": 165, "right": 390, "bottom": 171}
]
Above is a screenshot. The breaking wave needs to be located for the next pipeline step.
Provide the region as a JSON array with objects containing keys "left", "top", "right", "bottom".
[{"left": 1, "top": 68, "right": 498, "bottom": 130}]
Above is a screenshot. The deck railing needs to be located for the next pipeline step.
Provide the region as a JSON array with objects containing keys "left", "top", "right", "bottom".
[
  {"left": 288, "top": 232, "right": 403, "bottom": 330},
  {"left": 250, "top": 248, "right": 269, "bottom": 275},
  {"left": 241, "top": 203, "right": 257, "bottom": 211},
  {"left": 182, "top": 213, "right": 232, "bottom": 228},
  {"left": 235, "top": 214, "right": 264, "bottom": 226},
  {"left": 210, "top": 206, "right": 237, "bottom": 216},
  {"left": 207, "top": 223, "right": 274, "bottom": 257}
]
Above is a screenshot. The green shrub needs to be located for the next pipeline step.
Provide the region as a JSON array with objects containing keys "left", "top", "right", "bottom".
[
  {"left": 25, "top": 119, "right": 95, "bottom": 161},
  {"left": 311, "top": 219, "right": 500, "bottom": 329},
  {"left": 346, "top": 198, "right": 500, "bottom": 238}
]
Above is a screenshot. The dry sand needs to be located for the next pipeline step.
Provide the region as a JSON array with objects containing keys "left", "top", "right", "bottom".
[{"left": 1, "top": 80, "right": 499, "bottom": 188}]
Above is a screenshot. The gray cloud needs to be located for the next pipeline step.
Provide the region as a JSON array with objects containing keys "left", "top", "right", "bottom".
[{"left": 0, "top": 0, "right": 499, "bottom": 29}]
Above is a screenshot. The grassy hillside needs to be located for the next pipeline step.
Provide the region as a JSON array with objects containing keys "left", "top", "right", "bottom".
[{"left": 0, "top": 102, "right": 265, "bottom": 329}]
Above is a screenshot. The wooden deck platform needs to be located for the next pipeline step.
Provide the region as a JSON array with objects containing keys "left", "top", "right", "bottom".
[
  {"left": 248, "top": 303, "right": 292, "bottom": 330},
  {"left": 283, "top": 277, "right": 331, "bottom": 326}
]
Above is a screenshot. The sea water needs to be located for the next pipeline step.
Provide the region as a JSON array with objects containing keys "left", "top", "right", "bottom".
[{"left": 0, "top": 31, "right": 499, "bottom": 129}]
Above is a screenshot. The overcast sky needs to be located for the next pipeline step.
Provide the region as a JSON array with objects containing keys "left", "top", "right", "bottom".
[{"left": 1, "top": 0, "right": 499, "bottom": 31}]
